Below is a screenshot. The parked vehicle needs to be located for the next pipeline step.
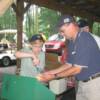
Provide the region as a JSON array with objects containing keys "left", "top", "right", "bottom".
[
  {"left": 45, "top": 34, "right": 65, "bottom": 55},
  {"left": 0, "top": 29, "right": 17, "bottom": 66},
  {"left": 45, "top": 34, "right": 67, "bottom": 64},
  {"left": 0, "top": 44, "right": 16, "bottom": 66},
  {"left": 0, "top": 43, "right": 9, "bottom": 50}
]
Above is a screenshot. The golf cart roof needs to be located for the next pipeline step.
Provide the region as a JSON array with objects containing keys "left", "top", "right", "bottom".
[{"left": 0, "top": 29, "right": 17, "bottom": 34}]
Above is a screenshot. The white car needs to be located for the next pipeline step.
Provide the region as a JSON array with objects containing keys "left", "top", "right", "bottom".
[{"left": 0, "top": 44, "right": 16, "bottom": 67}]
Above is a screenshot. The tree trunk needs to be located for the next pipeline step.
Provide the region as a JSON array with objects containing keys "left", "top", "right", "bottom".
[{"left": 34, "top": 5, "right": 39, "bottom": 34}]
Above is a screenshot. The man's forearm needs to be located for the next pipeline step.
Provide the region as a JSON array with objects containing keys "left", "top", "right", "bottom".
[
  {"left": 48, "top": 63, "right": 72, "bottom": 75},
  {"left": 15, "top": 51, "right": 33, "bottom": 58},
  {"left": 56, "top": 66, "right": 81, "bottom": 78}
]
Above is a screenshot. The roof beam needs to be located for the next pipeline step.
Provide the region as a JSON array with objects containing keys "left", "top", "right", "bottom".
[{"left": 28, "top": 0, "right": 100, "bottom": 22}]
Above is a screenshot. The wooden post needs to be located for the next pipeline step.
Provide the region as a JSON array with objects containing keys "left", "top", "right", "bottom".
[
  {"left": 15, "top": 0, "right": 24, "bottom": 75},
  {"left": 12, "top": 0, "right": 31, "bottom": 75}
]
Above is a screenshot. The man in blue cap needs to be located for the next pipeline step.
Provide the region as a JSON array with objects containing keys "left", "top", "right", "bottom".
[
  {"left": 78, "top": 19, "right": 100, "bottom": 49},
  {"left": 77, "top": 19, "right": 90, "bottom": 32},
  {"left": 39, "top": 15, "right": 100, "bottom": 100}
]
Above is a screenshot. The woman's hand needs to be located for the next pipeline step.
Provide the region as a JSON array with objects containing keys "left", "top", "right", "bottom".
[
  {"left": 36, "top": 73, "right": 55, "bottom": 82},
  {"left": 43, "top": 69, "right": 59, "bottom": 75},
  {"left": 33, "top": 57, "right": 40, "bottom": 66}
]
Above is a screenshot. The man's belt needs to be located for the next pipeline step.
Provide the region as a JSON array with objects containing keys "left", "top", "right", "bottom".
[{"left": 82, "top": 73, "right": 100, "bottom": 82}]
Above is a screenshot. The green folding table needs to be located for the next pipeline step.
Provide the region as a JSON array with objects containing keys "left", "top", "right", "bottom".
[{"left": 1, "top": 74, "right": 55, "bottom": 100}]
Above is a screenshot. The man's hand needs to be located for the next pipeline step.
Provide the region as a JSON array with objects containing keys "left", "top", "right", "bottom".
[{"left": 43, "top": 69, "right": 59, "bottom": 75}]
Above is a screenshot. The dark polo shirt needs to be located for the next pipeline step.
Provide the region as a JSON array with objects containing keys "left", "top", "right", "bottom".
[{"left": 67, "top": 32, "right": 100, "bottom": 80}]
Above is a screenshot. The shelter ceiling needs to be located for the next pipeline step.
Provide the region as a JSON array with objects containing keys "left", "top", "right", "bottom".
[{"left": 24, "top": 0, "right": 100, "bottom": 22}]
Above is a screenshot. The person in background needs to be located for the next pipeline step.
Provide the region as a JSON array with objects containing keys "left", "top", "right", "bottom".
[
  {"left": 15, "top": 34, "right": 45, "bottom": 78},
  {"left": 38, "top": 15, "right": 100, "bottom": 100},
  {"left": 78, "top": 19, "right": 100, "bottom": 49},
  {"left": 77, "top": 19, "right": 90, "bottom": 32}
]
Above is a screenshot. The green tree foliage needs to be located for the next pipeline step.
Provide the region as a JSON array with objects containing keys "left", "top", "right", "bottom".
[
  {"left": 0, "top": 7, "right": 16, "bottom": 41},
  {"left": 92, "top": 22, "right": 100, "bottom": 36},
  {"left": 25, "top": 5, "right": 39, "bottom": 39},
  {"left": 39, "top": 7, "right": 61, "bottom": 38},
  {"left": 0, "top": 7, "right": 16, "bottom": 30},
  {"left": 25, "top": 9, "right": 33, "bottom": 38},
  {"left": 1, "top": 5, "right": 99, "bottom": 41},
  {"left": 24, "top": 6, "right": 61, "bottom": 39}
]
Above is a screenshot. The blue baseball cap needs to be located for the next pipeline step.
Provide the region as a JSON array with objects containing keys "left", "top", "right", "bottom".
[
  {"left": 57, "top": 15, "right": 75, "bottom": 28},
  {"left": 77, "top": 19, "right": 89, "bottom": 28},
  {"left": 29, "top": 34, "right": 44, "bottom": 42}
]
